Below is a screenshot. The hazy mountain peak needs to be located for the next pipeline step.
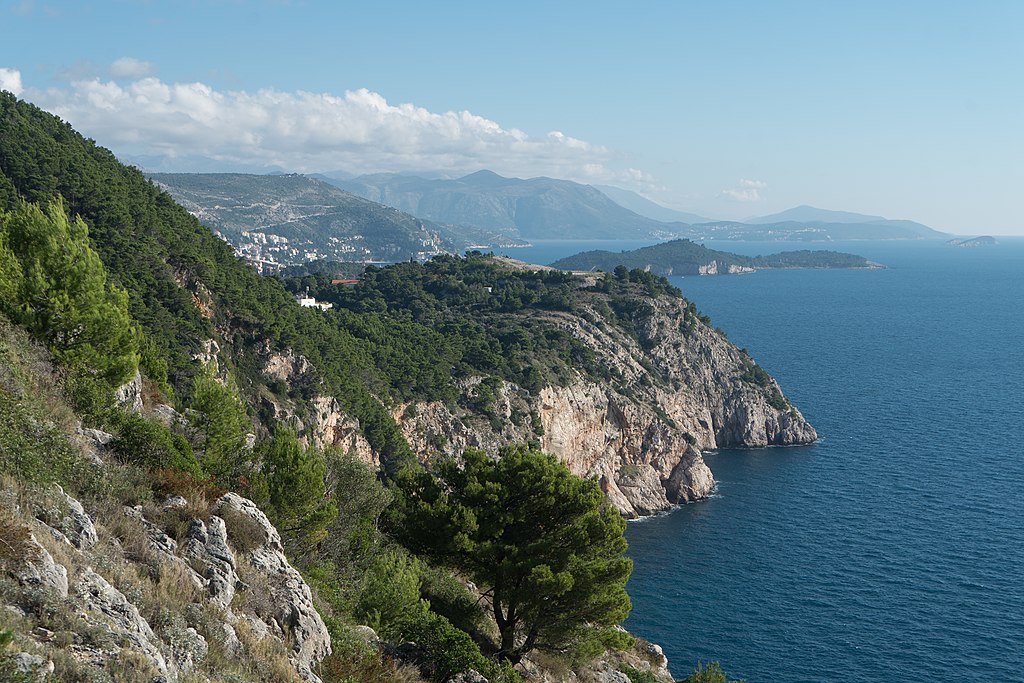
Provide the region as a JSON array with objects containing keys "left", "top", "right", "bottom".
[{"left": 748, "top": 205, "right": 887, "bottom": 224}]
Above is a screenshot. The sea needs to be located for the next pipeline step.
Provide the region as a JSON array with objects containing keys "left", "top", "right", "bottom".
[{"left": 490, "top": 238, "right": 1024, "bottom": 682}]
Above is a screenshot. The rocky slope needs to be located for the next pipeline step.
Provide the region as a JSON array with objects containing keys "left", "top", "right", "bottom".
[{"left": 2, "top": 482, "right": 331, "bottom": 682}]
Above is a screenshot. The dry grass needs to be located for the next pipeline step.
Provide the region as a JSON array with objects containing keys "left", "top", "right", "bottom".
[
  {"left": 317, "top": 648, "right": 427, "bottom": 683},
  {"left": 0, "top": 316, "right": 77, "bottom": 435},
  {"left": 0, "top": 505, "right": 38, "bottom": 569},
  {"left": 233, "top": 556, "right": 279, "bottom": 624},
  {"left": 218, "top": 505, "right": 269, "bottom": 553},
  {"left": 233, "top": 618, "right": 302, "bottom": 683},
  {"left": 150, "top": 469, "right": 225, "bottom": 512}
]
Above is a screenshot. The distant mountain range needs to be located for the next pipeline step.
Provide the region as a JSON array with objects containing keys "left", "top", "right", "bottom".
[
  {"left": 591, "top": 185, "right": 713, "bottom": 224},
  {"left": 746, "top": 205, "right": 886, "bottom": 224},
  {"left": 150, "top": 173, "right": 525, "bottom": 268},
  {"left": 324, "top": 170, "right": 946, "bottom": 242},
  {"left": 151, "top": 171, "right": 948, "bottom": 268},
  {"left": 322, "top": 170, "right": 682, "bottom": 240}
]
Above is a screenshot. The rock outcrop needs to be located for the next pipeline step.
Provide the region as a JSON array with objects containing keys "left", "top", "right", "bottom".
[
  {"left": 250, "top": 268, "right": 814, "bottom": 518},
  {"left": 76, "top": 568, "right": 173, "bottom": 678},
  {"left": 1, "top": 487, "right": 331, "bottom": 683},
  {"left": 213, "top": 493, "right": 332, "bottom": 682},
  {"left": 391, "top": 293, "right": 815, "bottom": 517}
]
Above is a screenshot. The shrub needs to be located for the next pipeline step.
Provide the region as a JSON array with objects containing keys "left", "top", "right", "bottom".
[
  {"left": 354, "top": 552, "right": 426, "bottom": 638},
  {"left": 0, "top": 506, "right": 38, "bottom": 569},
  {"left": 419, "top": 565, "right": 484, "bottom": 636},
  {"left": 681, "top": 661, "right": 745, "bottom": 683},
  {"left": 112, "top": 412, "right": 200, "bottom": 475}
]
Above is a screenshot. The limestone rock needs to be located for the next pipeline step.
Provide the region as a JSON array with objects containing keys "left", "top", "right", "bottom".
[
  {"left": 390, "top": 293, "right": 815, "bottom": 517},
  {"left": 214, "top": 493, "right": 331, "bottom": 682},
  {"left": 447, "top": 670, "right": 489, "bottom": 683},
  {"left": 115, "top": 369, "right": 144, "bottom": 414},
  {"left": 308, "top": 395, "right": 378, "bottom": 468},
  {"left": 264, "top": 350, "right": 312, "bottom": 382},
  {"left": 75, "top": 569, "right": 170, "bottom": 678},
  {"left": 122, "top": 506, "right": 206, "bottom": 591},
  {"left": 219, "top": 622, "right": 244, "bottom": 657},
  {"left": 14, "top": 534, "right": 68, "bottom": 598},
  {"left": 164, "top": 624, "right": 208, "bottom": 673},
  {"left": 182, "top": 517, "right": 240, "bottom": 608},
  {"left": 13, "top": 651, "right": 54, "bottom": 680},
  {"left": 161, "top": 495, "right": 188, "bottom": 511},
  {"left": 34, "top": 486, "right": 98, "bottom": 550},
  {"left": 350, "top": 624, "right": 379, "bottom": 644},
  {"left": 77, "top": 425, "right": 114, "bottom": 448},
  {"left": 151, "top": 403, "right": 185, "bottom": 428}
]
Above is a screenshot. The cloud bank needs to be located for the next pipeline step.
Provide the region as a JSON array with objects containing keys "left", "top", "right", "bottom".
[{"left": 14, "top": 68, "right": 648, "bottom": 187}]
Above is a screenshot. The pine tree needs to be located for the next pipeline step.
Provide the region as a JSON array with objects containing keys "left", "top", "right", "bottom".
[
  {"left": 0, "top": 198, "right": 138, "bottom": 386},
  {"left": 394, "top": 444, "right": 633, "bottom": 664}
]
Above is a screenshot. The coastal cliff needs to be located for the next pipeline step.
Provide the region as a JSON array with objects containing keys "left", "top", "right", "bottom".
[{"left": 264, "top": 265, "right": 816, "bottom": 518}]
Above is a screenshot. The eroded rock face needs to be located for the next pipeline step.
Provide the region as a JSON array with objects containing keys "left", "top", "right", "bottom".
[
  {"left": 115, "top": 369, "right": 144, "bottom": 414},
  {"left": 256, "top": 280, "right": 814, "bottom": 519},
  {"left": 182, "top": 516, "right": 240, "bottom": 608},
  {"left": 307, "top": 395, "right": 378, "bottom": 468},
  {"left": 389, "top": 294, "right": 815, "bottom": 517},
  {"left": 214, "top": 493, "right": 332, "bottom": 683}
]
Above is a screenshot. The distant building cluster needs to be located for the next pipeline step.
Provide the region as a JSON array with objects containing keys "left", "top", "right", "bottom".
[{"left": 217, "top": 227, "right": 448, "bottom": 272}]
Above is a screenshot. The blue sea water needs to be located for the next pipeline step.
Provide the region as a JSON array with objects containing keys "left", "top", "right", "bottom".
[{"left": 500, "top": 239, "right": 1024, "bottom": 682}]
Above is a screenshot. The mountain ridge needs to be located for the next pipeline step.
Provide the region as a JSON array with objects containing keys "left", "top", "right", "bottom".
[{"left": 323, "top": 170, "right": 946, "bottom": 242}]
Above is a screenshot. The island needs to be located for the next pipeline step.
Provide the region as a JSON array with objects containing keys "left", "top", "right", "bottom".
[{"left": 550, "top": 238, "right": 882, "bottom": 276}]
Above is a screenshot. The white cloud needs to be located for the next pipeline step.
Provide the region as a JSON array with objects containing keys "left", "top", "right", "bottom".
[
  {"left": 0, "top": 68, "right": 23, "bottom": 96},
  {"left": 720, "top": 178, "right": 768, "bottom": 202},
  {"left": 24, "top": 76, "right": 650, "bottom": 187},
  {"left": 110, "top": 57, "right": 155, "bottom": 79}
]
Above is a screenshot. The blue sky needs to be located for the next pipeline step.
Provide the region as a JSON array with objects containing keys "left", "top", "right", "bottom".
[{"left": 1, "top": 0, "right": 1022, "bottom": 233}]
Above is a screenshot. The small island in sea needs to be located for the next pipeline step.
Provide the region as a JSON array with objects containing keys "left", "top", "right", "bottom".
[
  {"left": 946, "top": 236, "right": 997, "bottom": 247},
  {"left": 550, "top": 238, "right": 882, "bottom": 276}
]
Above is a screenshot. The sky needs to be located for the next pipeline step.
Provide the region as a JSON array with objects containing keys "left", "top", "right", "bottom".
[{"left": 1, "top": 0, "right": 1022, "bottom": 234}]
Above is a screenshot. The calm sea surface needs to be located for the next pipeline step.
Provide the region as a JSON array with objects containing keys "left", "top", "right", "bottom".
[{"left": 497, "top": 239, "right": 1024, "bottom": 682}]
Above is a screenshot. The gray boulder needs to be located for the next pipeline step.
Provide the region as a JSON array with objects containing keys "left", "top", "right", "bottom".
[
  {"left": 182, "top": 517, "right": 241, "bottom": 608},
  {"left": 115, "top": 369, "right": 144, "bottom": 414},
  {"left": 36, "top": 486, "right": 98, "bottom": 550},
  {"left": 13, "top": 651, "right": 54, "bottom": 680}
]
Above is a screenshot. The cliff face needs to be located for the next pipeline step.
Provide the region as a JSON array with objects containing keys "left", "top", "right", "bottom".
[{"left": 284, "top": 286, "right": 815, "bottom": 518}]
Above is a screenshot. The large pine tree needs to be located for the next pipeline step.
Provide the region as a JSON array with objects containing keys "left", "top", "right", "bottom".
[{"left": 0, "top": 198, "right": 138, "bottom": 385}]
